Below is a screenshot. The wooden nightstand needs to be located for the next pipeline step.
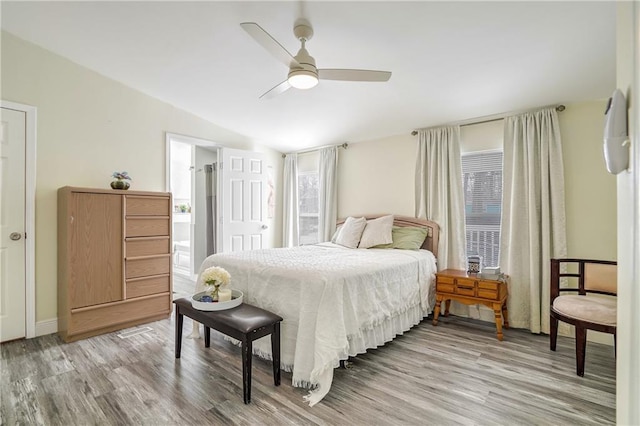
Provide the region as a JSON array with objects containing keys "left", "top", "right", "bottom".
[{"left": 432, "top": 269, "right": 509, "bottom": 341}]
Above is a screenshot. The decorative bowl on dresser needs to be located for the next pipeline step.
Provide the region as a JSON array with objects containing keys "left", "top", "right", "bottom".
[
  {"left": 432, "top": 269, "right": 509, "bottom": 341},
  {"left": 57, "top": 187, "right": 172, "bottom": 342}
]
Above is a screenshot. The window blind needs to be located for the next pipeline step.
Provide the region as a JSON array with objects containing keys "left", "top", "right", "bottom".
[{"left": 461, "top": 151, "right": 503, "bottom": 268}]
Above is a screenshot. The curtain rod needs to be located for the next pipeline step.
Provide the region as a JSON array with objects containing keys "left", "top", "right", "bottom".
[
  {"left": 282, "top": 142, "right": 348, "bottom": 158},
  {"left": 410, "top": 104, "right": 566, "bottom": 136}
]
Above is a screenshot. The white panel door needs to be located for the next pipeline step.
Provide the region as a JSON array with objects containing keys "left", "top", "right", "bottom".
[
  {"left": 0, "top": 107, "right": 26, "bottom": 342},
  {"left": 220, "top": 148, "right": 267, "bottom": 253}
]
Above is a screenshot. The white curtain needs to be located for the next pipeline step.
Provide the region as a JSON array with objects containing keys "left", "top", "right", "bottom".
[
  {"left": 318, "top": 146, "right": 338, "bottom": 242},
  {"left": 415, "top": 126, "right": 467, "bottom": 270},
  {"left": 500, "top": 108, "right": 567, "bottom": 333},
  {"left": 282, "top": 154, "right": 299, "bottom": 247}
]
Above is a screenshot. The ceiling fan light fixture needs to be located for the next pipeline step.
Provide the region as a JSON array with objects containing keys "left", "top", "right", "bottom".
[
  {"left": 288, "top": 69, "right": 318, "bottom": 89},
  {"left": 241, "top": 20, "right": 391, "bottom": 99}
]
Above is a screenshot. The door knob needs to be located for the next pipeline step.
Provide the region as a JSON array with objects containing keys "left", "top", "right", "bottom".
[
  {"left": 261, "top": 224, "right": 268, "bottom": 230},
  {"left": 9, "top": 232, "right": 22, "bottom": 241}
]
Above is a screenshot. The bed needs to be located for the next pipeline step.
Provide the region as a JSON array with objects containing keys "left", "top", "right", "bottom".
[{"left": 193, "top": 215, "right": 439, "bottom": 405}]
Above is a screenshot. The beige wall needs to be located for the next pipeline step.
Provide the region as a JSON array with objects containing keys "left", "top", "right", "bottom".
[
  {"left": 297, "top": 151, "right": 319, "bottom": 173},
  {"left": 560, "top": 100, "right": 617, "bottom": 260},
  {"left": 338, "top": 134, "right": 416, "bottom": 218},
  {"left": 1, "top": 32, "right": 283, "bottom": 324},
  {"left": 460, "top": 120, "right": 503, "bottom": 153},
  {"left": 340, "top": 103, "right": 617, "bottom": 263}
]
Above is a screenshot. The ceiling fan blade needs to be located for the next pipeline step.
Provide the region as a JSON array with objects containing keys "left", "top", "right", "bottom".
[
  {"left": 260, "top": 80, "right": 292, "bottom": 100},
  {"left": 240, "top": 22, "right": 299, "bottom": 68},
  {"left": 318, "top": 69, "right": 392, "bottom": 82}
]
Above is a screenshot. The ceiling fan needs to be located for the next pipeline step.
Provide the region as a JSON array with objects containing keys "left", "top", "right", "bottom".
[{"left": 240, "top": 19, "right": 392, "bottom": 99}]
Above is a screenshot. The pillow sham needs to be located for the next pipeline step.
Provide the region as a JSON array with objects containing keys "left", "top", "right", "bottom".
[
  {"left": 334, "top": 216, "right": 367, "bottom": 248},
  {"left": 358, "top": 215, "right": 394, "bottom": 248},
  {"left": 331, "top": 225, "right": 342, "bottom": 243},
  {"left": 371, "top": 226, "right": 429, "bottom": 250}
]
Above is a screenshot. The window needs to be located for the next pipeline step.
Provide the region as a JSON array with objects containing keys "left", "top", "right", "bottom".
[
  {"left": 298, "top": 172, "right": 319, "bottom": 245},
  {"left": 461, "top": 151, "right": 503, "bottom": 268}
]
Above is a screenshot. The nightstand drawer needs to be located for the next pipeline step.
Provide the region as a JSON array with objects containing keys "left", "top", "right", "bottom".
[
  {"left": 478, "top": 280, "right": 499, "bottom": 290},
  {"left": 455, "top": 284, "right": 476, "bottom": 297},
  {"left": 436, "top": 276, "right": 455, "bottom": 293},
  {"left": 436, "top": 281, "right": 455, "bottom": 294},
  {"left": 456, "top": 277, "right": 477, "bottom": 296},
  {"left": 457, "top": 278, "right": 477, "bottom": 287},
  {"left": 437, "top": 276, "right": 454, "bottom": 284},
  {"left": 477, "top": 288, "right": 499, "bottom": 300}
]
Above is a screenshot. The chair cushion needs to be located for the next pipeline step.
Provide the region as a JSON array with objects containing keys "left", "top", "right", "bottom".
[{"left": 553, "top": 295, "right": 617, "bottom": 326}]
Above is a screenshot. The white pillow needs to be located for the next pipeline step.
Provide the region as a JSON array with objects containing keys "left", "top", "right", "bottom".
[
  {"left": 358, "top": 215, "right": 394, "bottom": 248},
  {"left": 331, "top": 225, "right": 342, "bottom": 243},
  {"left": 334, "top": 216, "right": 367, "bottom": 248}
]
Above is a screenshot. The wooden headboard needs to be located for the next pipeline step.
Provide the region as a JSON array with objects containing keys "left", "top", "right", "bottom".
[{"left": 336, "top": 215, "right": 440, "bottom": 257}]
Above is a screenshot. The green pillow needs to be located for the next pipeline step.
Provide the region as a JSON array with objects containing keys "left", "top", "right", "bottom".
[{"left": 371, "top": 226, "right": 428, "bottom": 250}]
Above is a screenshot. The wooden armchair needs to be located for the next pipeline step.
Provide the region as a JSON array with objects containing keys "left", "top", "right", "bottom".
[{"left": 550, "top": 258, "right": 617, "bottom": 377}]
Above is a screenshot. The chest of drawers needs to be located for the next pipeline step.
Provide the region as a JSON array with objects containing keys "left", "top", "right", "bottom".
[{"left": 58, "top": 187, "right": 172, "bottom": 342}]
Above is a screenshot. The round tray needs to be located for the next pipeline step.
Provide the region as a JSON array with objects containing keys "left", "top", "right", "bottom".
[{"left": 191, "top": 290, "right": 243, "bottom": 311}]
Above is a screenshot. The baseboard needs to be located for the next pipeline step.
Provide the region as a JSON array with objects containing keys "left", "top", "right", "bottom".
[{"left": 35, "top": 318, "right": 58, "bottom": 337}]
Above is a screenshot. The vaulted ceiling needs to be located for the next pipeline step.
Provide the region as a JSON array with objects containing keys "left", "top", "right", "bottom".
[{"left": 1, "top": 1, "right": 616, "bottom": 152}]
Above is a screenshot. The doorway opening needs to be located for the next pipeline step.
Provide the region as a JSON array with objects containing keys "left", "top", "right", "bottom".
[
  {"left": 170, "top": 140, "right": 192, "bottom": 277},
  {"left": 166, "top": 133, "right": 220, "bottom": 297}
]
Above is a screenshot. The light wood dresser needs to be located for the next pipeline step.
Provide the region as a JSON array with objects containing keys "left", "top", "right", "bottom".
[
  {"left": 432, "top": 269, "right": 509, "bottom": 341},
  {"left": 57, "top": 187, "right": 172, "bottom": 342}
]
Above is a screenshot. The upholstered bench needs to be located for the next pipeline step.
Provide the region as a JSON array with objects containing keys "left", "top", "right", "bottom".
[{"left": 173, "top": 298, "right": 283, "bottom": 404}]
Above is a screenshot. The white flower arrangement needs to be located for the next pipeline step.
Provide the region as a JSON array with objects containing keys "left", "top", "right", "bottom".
[
  {"left": 200, "top": 266, "right": 231, "bottom": 300},
  {"left": 201, "top": 266, "right": 230, "bottom": 286}
]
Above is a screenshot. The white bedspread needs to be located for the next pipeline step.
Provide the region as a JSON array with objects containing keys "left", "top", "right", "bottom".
[{"left": 195, "top": 243, "right": 437, "bottom": 405}]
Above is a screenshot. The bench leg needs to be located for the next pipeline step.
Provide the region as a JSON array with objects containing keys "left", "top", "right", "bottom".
[
  {"left": 204, "top": 326, "right": 211, "bottom": 348},
  {"left": 175, "top": 307, "right": 183, "bottom": 359},
  {"left": 242, "top": 339, "right": 252, "bottom": 404},
  {"left": 271, "top": 322, "right": 281, "bottom": 386}
]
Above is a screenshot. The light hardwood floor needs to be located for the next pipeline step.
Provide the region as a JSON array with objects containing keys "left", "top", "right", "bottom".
[
  {"left": 1, "top": 308, "right": 615, "bottom": 425},
  {"left": 172, "top": 273, "right": 196, "bottom": 300}
]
